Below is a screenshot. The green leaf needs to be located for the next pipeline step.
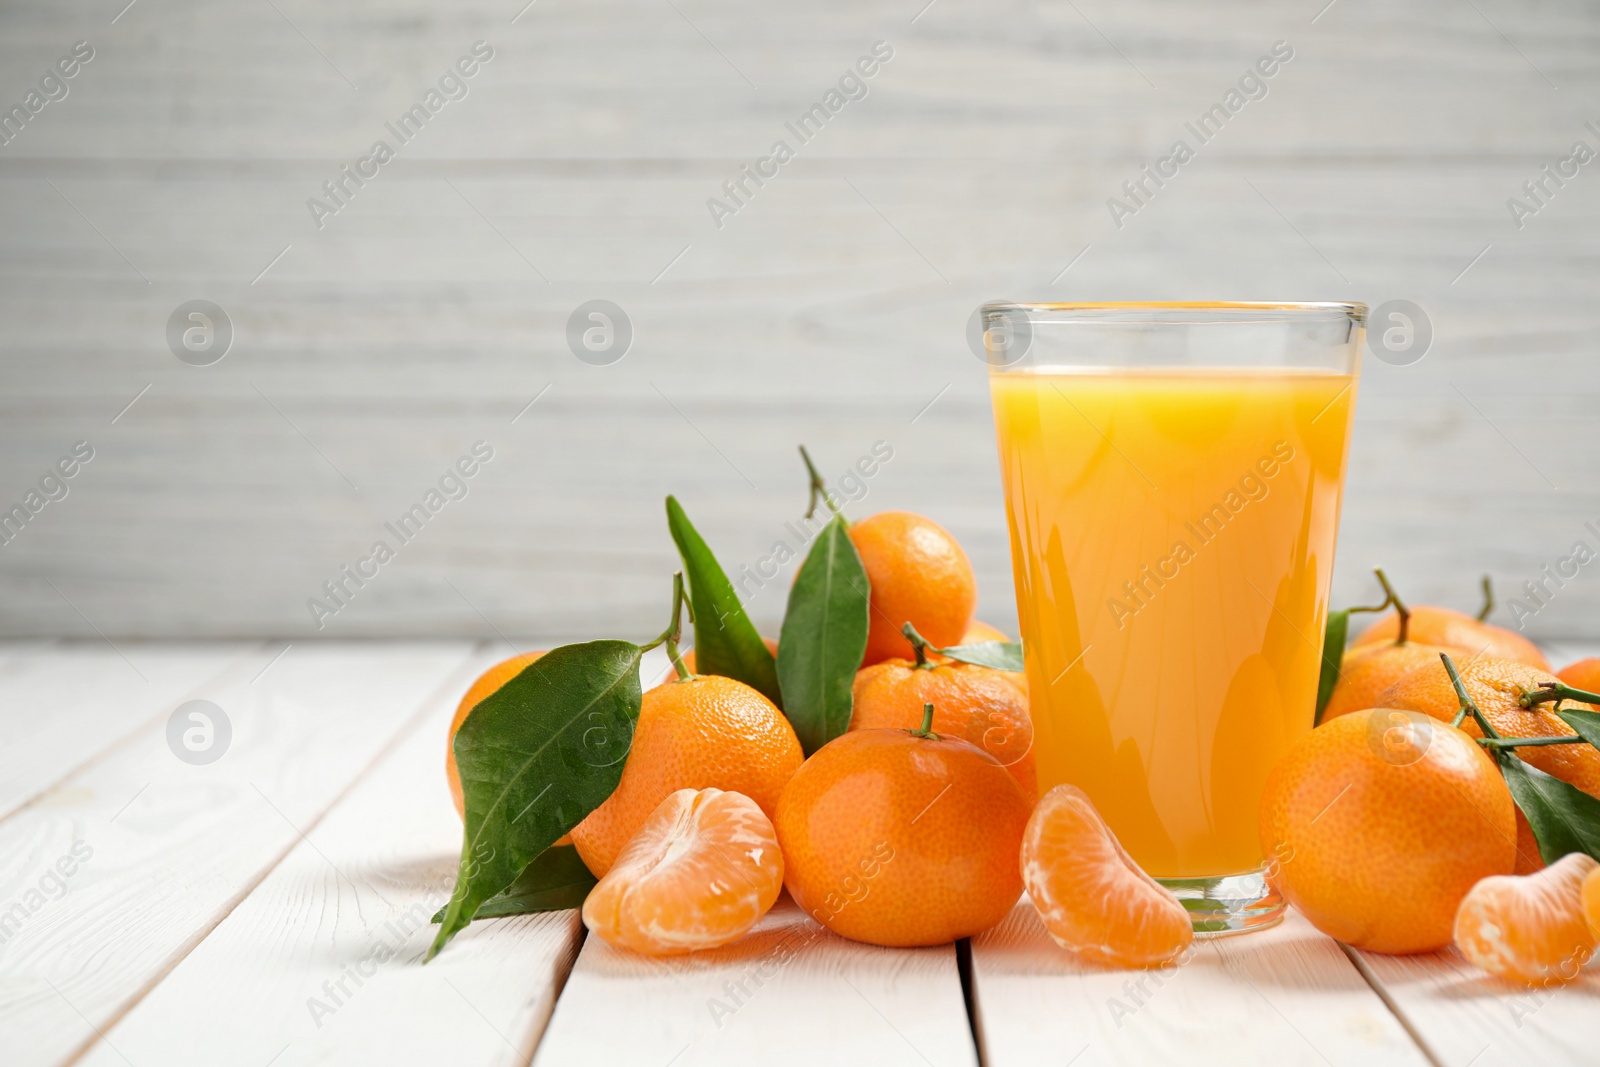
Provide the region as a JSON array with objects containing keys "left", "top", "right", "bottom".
[
  {"left": 1497, "top": 752, "right": 1600, "bottom": 864},
  {"left": 428, "top": 640, "right": 642, "bottom": 960},
  {"left": 777, "top": 513, "right": 870, "bottom": 756},
  {"left": 1556, "top": 706, "right": 1600, "bottom": 749},
  {"left": 937, "top": 640, "right": 1025, "bottom": 673},
  {"left": 1314, "top": 609, "right": 1351, "bottom": 725},
  {"left": 665, "top": 495, "right": 782, "bottom": 708},
  {"left": 431, "top": 845, "right": 597, "bottom": 923}
]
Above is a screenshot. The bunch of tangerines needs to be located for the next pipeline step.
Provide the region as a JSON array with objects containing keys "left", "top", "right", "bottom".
[
  {"left": 427, "top": 448, "right": 1600, "bottom": 989},
  {"left": 1270, "top": 572, "right": 1600, "bottom": 985}
]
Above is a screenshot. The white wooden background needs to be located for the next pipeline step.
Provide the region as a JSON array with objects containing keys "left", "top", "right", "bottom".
[
  {"left": 3, "top": 640, "right": 1596, "bottom": 1067},
  {"left": 1, "top": 0, "right": 1598, "bottom": 642}
]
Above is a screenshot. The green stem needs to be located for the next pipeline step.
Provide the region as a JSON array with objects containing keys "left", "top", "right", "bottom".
[
  {"left": 1372, "top": 568, "right": 1410, "bottom": 645},
  {"left": 902, "top": 622, "right": 936, "bottom": 670},
  {"left": 1519, "top": 682, "right": 1600, "bottom": 709},
  {"left": 910, "top": 702, "right": 938, "bottom": 738},
  {"left": 1476, "top": 575, "right": 1495, "bottom": 623},
  {"left": 1441, "top": 652, "right": 1500, "bottom": 738},
  {"left": 798, "top": 445, "right": 845, "bottom": 522},
  {"left": 1477, "top": 735, "right": 1585, "bottom": 749},
  {"left": 642, "top": 571, "right": 696, "bottom": 680}
]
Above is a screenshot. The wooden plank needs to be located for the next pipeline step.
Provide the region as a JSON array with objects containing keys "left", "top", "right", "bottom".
[
  {"left": 1347, "top": 948, "right": 1599, "bottom": 1067},
  {"left": 0, "top": 640, "right": 264, "bottom": 821},
  {"left": 0, "top": 641, "right": 479, "bottom": 1067},
  {"left": 73, "top": 641, "right": 591, "bottom": 1067},
  {"left": 969, "top": 899, "right": 1429, "bottom": 1067},
  {"left": 533, "top": 896, "right": 977, "bottom": 1067}
]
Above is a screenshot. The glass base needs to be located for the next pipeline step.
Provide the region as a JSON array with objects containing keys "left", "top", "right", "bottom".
[{"left": 1157, "top": 869, "right": 1284, "bottom": 936}]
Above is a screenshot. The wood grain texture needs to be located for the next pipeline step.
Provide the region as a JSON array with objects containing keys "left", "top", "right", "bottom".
[
  {"left": 0, "top": 0, "right": 1597, "bottom": 639},
  {"left": 0, "top": 641, "right": 478, "bottom": 1067},
  {"left": 0, "top": 641, "right": 259, "bottom": 820},
  {"left": 534, "top": 896, "right": 977, "bottom": 1067},
  {"left": 969, "top": 899, "right": 1428, "bottom": 1067},
  {"left": 1348, "top": 948, "right": 1599, "bottom": 1067},
  {"left": 75, "top": 642, "right": 591, "bottom": 1067}
]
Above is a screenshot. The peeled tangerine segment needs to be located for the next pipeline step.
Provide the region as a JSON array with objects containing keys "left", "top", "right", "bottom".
[
  {"left": 1021, "top": 785, "right": 1193, "bottom": 969},
  {"left": 582, "top": 787, "right": 783, "bottom": 956},
  {"left": 1454, "top": 852, "right": 1599, "bottom": 986}
]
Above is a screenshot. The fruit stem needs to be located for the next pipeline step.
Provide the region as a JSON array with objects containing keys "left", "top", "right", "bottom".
[
  {"left": 902, "top": 622, "right": 936, "bottom": 670},
  {"left": 1519, "top": 682, "right": 1600, "bottom": 709},
  {"left": 1441, "top": 652, "right": 1500, "bottom": 738},
  {"left": 643, "top": 571, "right": 697, "bottom": 681},
  {"left": 911, "top": 702, "right": 938, "bottom": 738},
  {"left": 798, "top": 445, "right": 845, "bottom": 522},
  {"left": 1477, "top": 735, "right": 1585, "bottom": 749},
  {"left": 1476, "top": 574, "right": 1495, "bottom": 623},
  {"left": 1371, "top": 568, "right": 1410, "bottom": 645}
]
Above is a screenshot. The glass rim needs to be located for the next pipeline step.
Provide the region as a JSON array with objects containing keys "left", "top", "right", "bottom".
[{"left": 981, "top": 300, "right": 1368, "bottom": 324}]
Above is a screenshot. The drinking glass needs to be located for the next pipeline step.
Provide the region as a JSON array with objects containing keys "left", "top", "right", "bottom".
[{"left": 983, "top": 302, "right": 1364, "bottom": 932}]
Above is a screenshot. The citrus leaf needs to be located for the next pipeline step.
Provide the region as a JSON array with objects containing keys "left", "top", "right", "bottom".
[
  {"left": 430, "top": 845, "right": 596, "bottom": 923},
  {"left": 665, "top": 495, "right": 782, "bottom": 707},
  {"left": 1555, "top": 706, "right": 1600, "bottom": 749},
  {"left": 428, "top": 640, "right": 641, "bottom": 960},
  {"left": 777, "top": 513, "right": 869, "bottom": 755},
  {"left": 937, "top": 640, "right": 1024, "bottom": 673},
  {"left": 1315, "top": 609, "right": 1351, "bottom": 725},
  {"left": 1497, "top": 751, "right": 1600, "bottom": 864}
]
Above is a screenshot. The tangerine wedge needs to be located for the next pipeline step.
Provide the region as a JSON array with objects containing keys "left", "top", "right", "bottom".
[
  {"left": 1454, "top": 853, "right": 1599, "bottom": 985},
  {"left": 582, "top": 788, "right": 783, "bottom": 956},
  {"left": 1584, "top": 865, "right": 1600, "bottom": 939},
  {"left": 1021, "top": 785, "right": 1193, "bottom": 968}
]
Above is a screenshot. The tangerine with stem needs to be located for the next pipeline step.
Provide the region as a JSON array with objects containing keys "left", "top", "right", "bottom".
[
  {"left": 775, "top": 702, "right": 1030, "bottom": 947},
  {"left": 571, "top": 574, "right": 803, "bottom": 877}
]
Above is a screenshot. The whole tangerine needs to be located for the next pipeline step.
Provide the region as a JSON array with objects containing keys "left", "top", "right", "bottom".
[
  {"left": 775, "top": 704, "right": 1031, "bottom": 947},
  {"left": 1259, "top": 707, "right": 1516, "bottom": 953},
  {"left": 1322, "top": 641, "right": 1454, "bottom": 723},
  {"left": 850, "top": 650, "right": 1036, "bottom": 799},
  {"left": 1376, "top": 654, "right": 1600, "bottom": 799},
  {"left": 571, "top": 672, "right": 803, "bottom": 878},
  {"left": 847, "top": 511, "right": 977, "bottom": 666},
  {"left": 447, "top": 651, "right": 545, "bottom": 818},
  {"left": 1352, "top": 605, "right": 1550, "bottom": 671}
]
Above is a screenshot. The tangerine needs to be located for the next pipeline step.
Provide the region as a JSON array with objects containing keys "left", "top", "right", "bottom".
[
  {"left": 847, "top": 511, "right": 977, "bottom": 666},
  {"left": 1376, "top": 654, "right": 1600, "bottom": 798},
  {"left": 447, "top": 651, "right": 545, "bottom": 818},
  {"left": 1322, "top": 641, "right": 1454, "bottom": 722},
  {"left": 1021, "top": 784, "right": 1193, "bottom": 968},
  {"left": 1556, "top": 658, "right": 1600, "bottom": 710},
  {"left": 1453, "top": 853, "right": 1599, "bottom": 985},
  {"left": 1352, "top": 605, "right": 1550, "bottom": 671},
  {"left": 961, "top": 620, "right": 1012, "bottom": 644},
  {"left": 775, "top": 704, "right": 1030, "bottom": 947},
  {"left": 1258, "top": 707, "right": 1516, "bottom": 953},
  {"left": 1584, "top": 865, "right": 1600, "bottom": 938},
  {"left": 571, "top": 672, "right": 802, "bottom": 877},
  {"left": 850, "top": 653, "right": 1035, "bottom": 798},
  {"left": 582, "top": 787, "right": 783, "bottom": 955}
]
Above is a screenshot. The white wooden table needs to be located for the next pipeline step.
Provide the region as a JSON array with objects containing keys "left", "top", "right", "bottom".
[{"left": 3, "top": 639, "right": 1596, "bottom": 1067}]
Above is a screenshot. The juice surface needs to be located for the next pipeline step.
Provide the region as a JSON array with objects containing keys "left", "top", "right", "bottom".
[{"left": 990, "top": 368, "right": 1356, "bottom": 879}]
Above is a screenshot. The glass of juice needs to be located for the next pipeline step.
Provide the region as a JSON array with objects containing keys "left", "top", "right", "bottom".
[{"left": 983, "top": 302, "right": 1363, "bottom": 933}]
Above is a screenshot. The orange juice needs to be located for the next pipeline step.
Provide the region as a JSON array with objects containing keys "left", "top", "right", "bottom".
[{"left": 990, "top": 368, "right": 1356, "bottom": 879}]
